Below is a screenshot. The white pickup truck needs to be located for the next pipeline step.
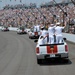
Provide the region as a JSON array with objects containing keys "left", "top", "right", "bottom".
[{"left": 35, "top": 38, "right": 69, "bottom": 64}]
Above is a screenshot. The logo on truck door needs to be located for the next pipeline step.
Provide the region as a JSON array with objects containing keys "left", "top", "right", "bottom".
[{"left": 51, "top": 48, "right": 54, "bottom": 51}]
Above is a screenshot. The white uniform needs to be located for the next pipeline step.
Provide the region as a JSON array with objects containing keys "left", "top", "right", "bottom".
[
  {"left": 48, "top": 26, "right": 55, "bottom": 44},
  {"left": 33, "top": 25, "right": 37, "bottom": 32},
  {"left": 39, "top": 29, "right": 48, "bottom": 44},
  {"left": 37, "top": 38, "right": 44, "bottom": 45},
  {"left": 55, "top": 26, "right": 64, "bottom": 43},
  {"left": 36, "top": 25, "right": 40, "bottom": 35},
  {"left": 36, "top": 25, "right": 40, "bottom": 32}
]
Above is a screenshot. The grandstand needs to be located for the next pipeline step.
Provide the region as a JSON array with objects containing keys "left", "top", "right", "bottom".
[{"left": 0, "top": 0, "right": 75, "bottom": 34}]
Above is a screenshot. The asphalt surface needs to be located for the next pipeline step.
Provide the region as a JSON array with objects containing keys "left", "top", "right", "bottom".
[{"left": 0, "top": 31, "right": 75, "bottom": 75}]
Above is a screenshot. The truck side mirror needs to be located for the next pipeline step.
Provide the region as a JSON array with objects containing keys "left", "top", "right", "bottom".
[
  {"left": 34, "top": 40, "right": 38, "bottom": 43},
  {"left": 63, "top": 38, "right": 66, "bottom": 40}
]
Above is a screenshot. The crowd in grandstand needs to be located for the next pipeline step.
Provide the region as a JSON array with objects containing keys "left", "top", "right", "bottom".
[{"left": 0, "top": 3, "right": 75, "bottom": 34}]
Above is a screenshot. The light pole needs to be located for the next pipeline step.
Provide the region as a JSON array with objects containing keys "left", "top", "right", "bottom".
[
  {"left": 0, "top": 0, "right": 2, "bottom": 9},
  {"left": 53, "top": 0, "right": 67, "bottom": 26}
]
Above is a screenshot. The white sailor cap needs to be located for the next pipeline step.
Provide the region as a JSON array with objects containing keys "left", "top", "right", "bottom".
[
  {"left": 50, "top": 24, "right": 54, "bottom": 26},
  {"left": 41, "top": 26, "right": 45, "bottom": 28},
  {"left": 56, "top": 22, "right": 60, "bottom": 25}
]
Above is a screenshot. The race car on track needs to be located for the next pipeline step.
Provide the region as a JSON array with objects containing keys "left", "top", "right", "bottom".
[
  {"left": 29, "top": 28, "right": 40, "bottom": 39},
  {"left": 1, "top": 26, "right": 9, "bottom": 31},
  {"left": 17, "top": 26, "right": 27, "bottom": 34},
  {"left": 35, "top": 37, "right": 69, "bottom": 64}
]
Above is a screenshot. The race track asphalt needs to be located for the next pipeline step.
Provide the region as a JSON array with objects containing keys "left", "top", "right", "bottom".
[{"left": 0, "top": 31, "right": 75, "bottom": 75}]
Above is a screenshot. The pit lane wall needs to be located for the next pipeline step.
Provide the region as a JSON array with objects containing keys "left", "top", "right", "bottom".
[
  {"left": 62, "top": 33, "right": 75, "bottom": 43},
  {"left": 0, "top": 26, "right": 18, "bottom": 31},
  {"left": 8, "top": 27, "right": 18, "bottom": 31}
]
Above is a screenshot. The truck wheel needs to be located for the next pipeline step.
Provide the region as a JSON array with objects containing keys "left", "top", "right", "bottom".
[
  {"left": 61, "top": 58, "right": 69, "bottom": 63},
  {"left": 37, "top": 59, "right": 42, "bottom": 64},
  {"left": 65, "top": 58, "right": 69, "bottom": 63}
]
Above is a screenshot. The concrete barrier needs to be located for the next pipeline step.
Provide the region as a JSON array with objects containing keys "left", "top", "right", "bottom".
[
  {"left": 0, "top": 26, "right": 18, "bottom": 31},
  {"left": 63, "top": 33, "right": 75, "bottom": 43},
  {"left": 0, "top": 26, "right": 2, "bottom": 29},
  {"left": 8, "top": 27, "right": 18, "bottom": 31}
]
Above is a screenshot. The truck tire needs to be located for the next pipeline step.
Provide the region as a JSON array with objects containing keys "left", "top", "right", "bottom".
[{"left": 37, "top": 59, "right": 42, "bottom": 64}]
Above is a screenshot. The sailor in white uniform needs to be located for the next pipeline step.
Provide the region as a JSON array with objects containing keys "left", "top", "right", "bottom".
[
  {"left": 39, "top": 26, "right": 48, "bottom": 44},
  {"left": 37, "top": 36, "right": 44, "bottom": 45},
  {"left": 55, "top": 22, "right": 66, "bottom": 43},
  {"left": 36, "top": 24, "right": 40, "bottom": 32},
  {"left": 33, "top": 25, "right": 37, "bottom": 32},
  {"left": 36, "top": 24, "right": 40, "bottom": 36},
  {"left": 48, "top": 24, "right": 55, "bottom": 44}
]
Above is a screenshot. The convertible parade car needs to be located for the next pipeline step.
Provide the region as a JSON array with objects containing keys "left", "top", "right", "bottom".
[
  {"left": 17, "top": 27, "right": 27, "bottom": 34},
  {"left": 29, "top": 31, "right": 40, "bottom": 39},
  {"left": 35, "top": 38, "right": 69, "bottom": 64},
  {"left": 28, "top": 28, "right": 40, "bottom": 39},
  {"left": 1, "top": 26, "right": 9, "bottom": 31}
]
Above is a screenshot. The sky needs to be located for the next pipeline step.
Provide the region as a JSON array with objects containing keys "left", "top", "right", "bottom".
[{"left": 0, "top": 0, "right": 66, "bottom": 9}]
